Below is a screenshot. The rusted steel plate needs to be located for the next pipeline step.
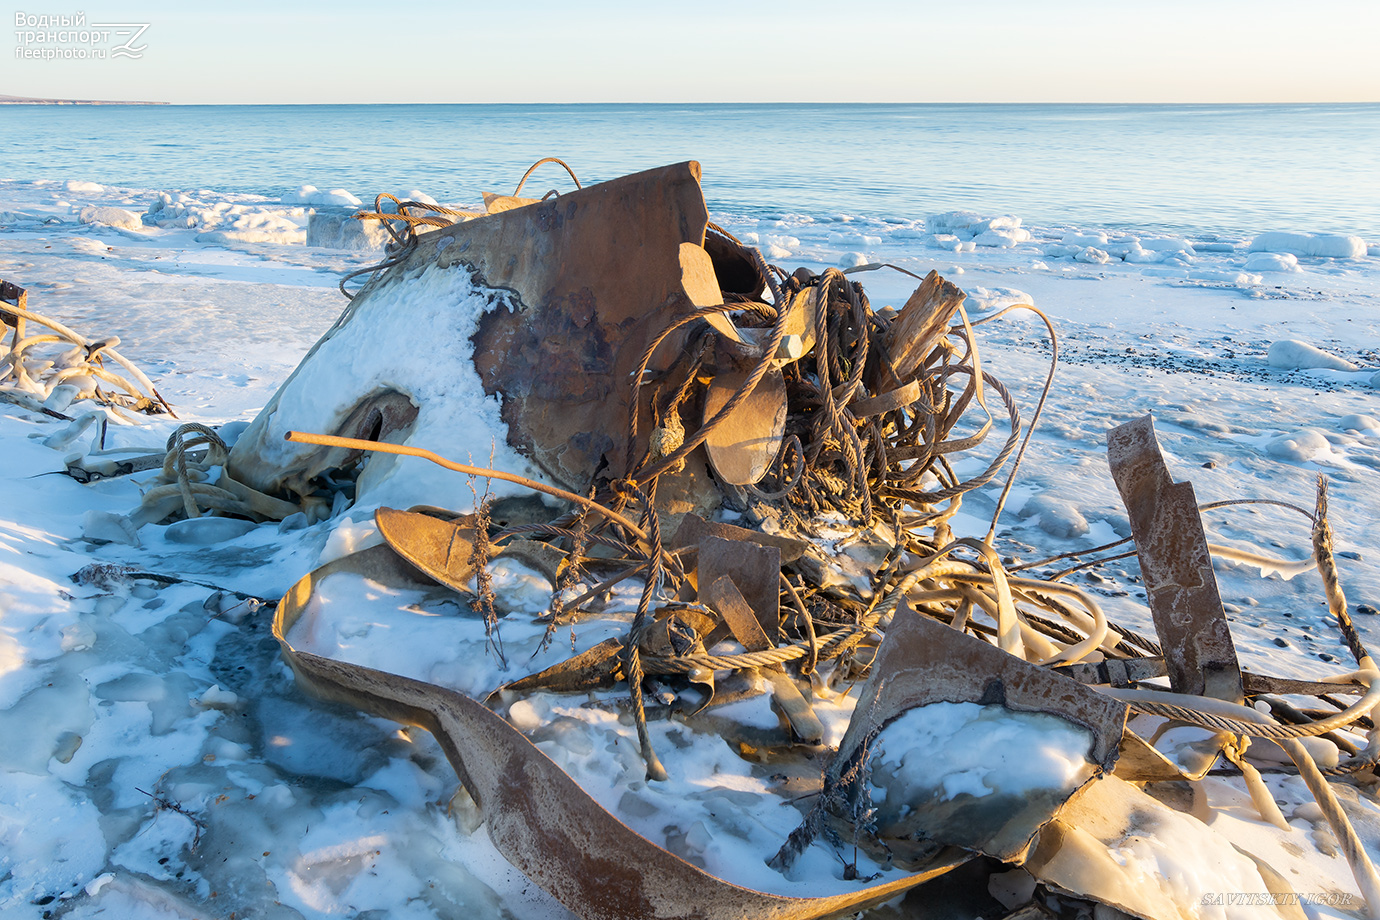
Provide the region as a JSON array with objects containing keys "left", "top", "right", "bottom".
[
  {"left": 495, "top": 637, "right": 625, "bottom": 698},
  {"left": 703, "top": 574, "right": 772, "bottom": 652},
  {"left": 481, "top": 192, "right": 541, "bottom": 213},
  {"left": 702, "top": 366, "right": 788, "bottom": 486},
  {"left": 668, "top": 512, "right": 809, "bottom": 564},
  {"left": 697, "top": 534, "right": 781, "bottom": 642},
  {"left": 375, "top": 506, "right": 481, "bottom": 593},
  {"left": 828, "top": 605, "right": 1128, "bottom": 863},
  {"left": 1106, "top": 415, "right": 1242, "bottom": 702},
  {"left": 766, "top": 669, "right": 825, "bottom": 745}
]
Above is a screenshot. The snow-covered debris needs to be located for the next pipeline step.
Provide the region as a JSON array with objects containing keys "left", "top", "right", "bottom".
[
  {"left": 307, "top": 208, "right": 392, "bottom": 251},
  {"left": 7, "top": 158, "right": 1380, "bottom": 920},
  {"left": 1267, "top": 339, "right": 1358, "bottom": 371},
  {"left": 78, "top": 206, "right": 143, "bottom": 231},
  {"left": 1249, "top": 231, "right": 1367, "bottom": 259},
  {"left": 869, "top": 702, "right": 1095, "bottom": 836}
]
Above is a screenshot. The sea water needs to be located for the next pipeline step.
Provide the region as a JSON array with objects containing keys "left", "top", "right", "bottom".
[{"left": 2, "top": 102, "right": 1378, "bottom": 238}]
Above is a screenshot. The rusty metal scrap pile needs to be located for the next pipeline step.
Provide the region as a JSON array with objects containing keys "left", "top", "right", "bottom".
[{"left": 30, "top": 161, "right": 1380, "bottom": 920}]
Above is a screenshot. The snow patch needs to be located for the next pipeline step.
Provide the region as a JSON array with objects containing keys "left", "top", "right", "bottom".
[
  {"left": 1062, "top": 230, "right": 1107, "bottom": 247},
  {"left": 869, "top": 702, "right": 1095, "bottom": 810},
  {"left": 1243, "top": 252, "right": 1301, "bottom": 273},
  {"left": 928, "top": 212, "right": 1029, "bottom": 247},
  {"left": 1339, "top": 414, "right": 1380, "bottom": 433},
  {"left": 244, "top": 262, "right": 535, "bottom": 514},
  {"left": 78, "top": 206, "right": 143, "bottom": 231},
  {"left": 929, "top": 211, "right": 1024, "bottom": 236},
  {"left": 1249, "top": 231, "right": 1367, "bottom": 259},
  {"left": 1139, "top": 237, "right": 1196, "bottom": 253},
  {"left": 1017, "top": 493, "right": 1090, "bottom": 539},
  {"left": 1264, "top": 428, "right": 1332, "bottom": 462},
  {"left": 962, "top": 286, "right": 1034, "bottom": 316},
  {"left": 282, "top": 185, "right": 363, "bottom": 207}
]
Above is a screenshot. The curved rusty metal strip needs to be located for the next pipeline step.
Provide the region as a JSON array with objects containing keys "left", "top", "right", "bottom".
[{"left": 273, "top": 544, "right": 968, "bottom": 920}]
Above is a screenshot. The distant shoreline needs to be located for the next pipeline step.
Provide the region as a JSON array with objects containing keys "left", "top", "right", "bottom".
[{"left": 0, "top": 95, "right": 168, "bottom": 105}]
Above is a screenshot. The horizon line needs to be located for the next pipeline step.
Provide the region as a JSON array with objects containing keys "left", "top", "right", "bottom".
[{"left": 7, "top": 97, "right": 1380, "bottom": 107}]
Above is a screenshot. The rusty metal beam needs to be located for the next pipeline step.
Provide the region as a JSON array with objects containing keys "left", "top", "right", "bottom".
[{"left": 1106, "top": 415, "right": 1242, "bottom": 702}]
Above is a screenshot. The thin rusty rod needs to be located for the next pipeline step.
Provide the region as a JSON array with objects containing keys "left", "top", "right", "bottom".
[{"left": 284, "top": 430, "right": 653, "bottom": 542}]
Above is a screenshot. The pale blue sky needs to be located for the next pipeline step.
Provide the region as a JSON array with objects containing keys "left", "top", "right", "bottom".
[{"left": 6, "top": 0, "right": 1378, "bottom": 104}]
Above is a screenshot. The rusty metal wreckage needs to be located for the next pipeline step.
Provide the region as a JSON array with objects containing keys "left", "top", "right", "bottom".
[{"left": 14, "top": 160, "right": 1380, "bottom": 920}]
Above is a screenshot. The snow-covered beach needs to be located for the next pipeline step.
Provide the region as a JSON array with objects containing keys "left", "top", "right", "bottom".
[{"left": 4, "top": 151, "right": 1380, "bottom": 920}]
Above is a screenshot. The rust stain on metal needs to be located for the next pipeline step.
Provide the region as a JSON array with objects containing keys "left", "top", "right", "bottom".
[
  {"left": 1106, "top": 415, "right": 1242, "bottom": 701},
  {"left": 434, "top": 162, "right": 713, "bottom": 495}
]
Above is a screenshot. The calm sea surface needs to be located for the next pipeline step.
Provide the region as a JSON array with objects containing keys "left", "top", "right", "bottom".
[{"left": 3, "top": 103, "right": 1378, "bottom": 238}]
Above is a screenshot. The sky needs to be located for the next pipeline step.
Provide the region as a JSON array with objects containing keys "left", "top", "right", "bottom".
[{"left": 4, "top": 0, "right": 1379, "bottom": 105}]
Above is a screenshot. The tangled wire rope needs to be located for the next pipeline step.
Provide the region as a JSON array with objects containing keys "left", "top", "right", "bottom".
[{"left": 0, "top": 279, "right": 174, "bottom": 420}]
